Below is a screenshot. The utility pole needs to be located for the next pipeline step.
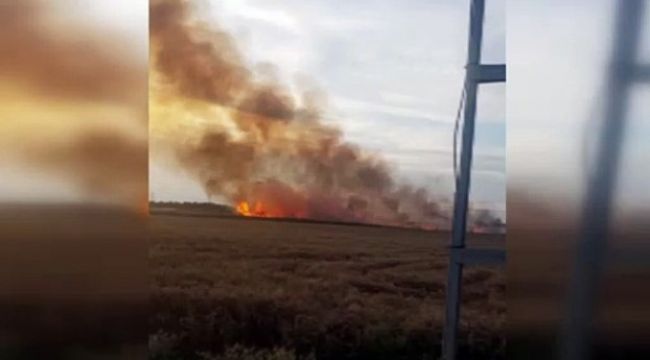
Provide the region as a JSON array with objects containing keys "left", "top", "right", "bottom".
[{"left": 441, "top": 1, "right": 505, "bottom": 359}]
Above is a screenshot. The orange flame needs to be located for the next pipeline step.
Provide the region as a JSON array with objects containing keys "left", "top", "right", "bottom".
[{"left": 236, "top": 201, "right": 268, "bottom": 217}]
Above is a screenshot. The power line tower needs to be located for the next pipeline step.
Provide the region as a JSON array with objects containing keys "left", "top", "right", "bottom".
[
  {"left": 441, "top": 1, "right": 505, "bottom": 359},
  {"left": 561, "top": 1, "right": 647, "bottom": 359}
]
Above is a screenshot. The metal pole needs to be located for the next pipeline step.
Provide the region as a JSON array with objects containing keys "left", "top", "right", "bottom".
[
  {"left": 442, "top": 1, "right": 485, "bottom": 359},
  {"left": 560, "top": 1, "right": 644, "bottom": 359}
]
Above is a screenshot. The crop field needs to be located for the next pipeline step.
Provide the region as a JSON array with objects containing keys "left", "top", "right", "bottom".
[
  {"left": 150, "top": 212, "right": 505, "bottom": 360},
  {"left": 0, "top": 206, "right": 147, "bottom": 359}
]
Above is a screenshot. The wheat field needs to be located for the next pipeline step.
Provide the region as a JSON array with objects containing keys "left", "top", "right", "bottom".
[{"left": 150, "top": 211, "right": 505, "bottom": 360}]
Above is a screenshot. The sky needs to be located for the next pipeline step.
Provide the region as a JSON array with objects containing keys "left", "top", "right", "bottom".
[
  {"left": 508, "top": 0, "right": 650, "bottom": 216},
  {"left": 4, "top": 1, "right": 645, "bottom": 217},
  {"left": 150, "top": 0, "right": 507, "bottom": 215}
]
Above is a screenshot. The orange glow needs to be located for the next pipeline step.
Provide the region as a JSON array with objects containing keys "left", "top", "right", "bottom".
[
  {"left": 138, "top": 197, "right": 150, "bottom": 218},
  {"left": 236, "top": 201, "right": 268, "bottom": 217}
]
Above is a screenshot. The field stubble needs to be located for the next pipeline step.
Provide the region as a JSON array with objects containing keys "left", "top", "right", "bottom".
[{"left": 150, "top": 214, "right": 505, "bottom": 360}]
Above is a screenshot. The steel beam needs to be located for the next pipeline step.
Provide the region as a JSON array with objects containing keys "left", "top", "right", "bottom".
[
  {"left": 441, "top": 1, "right": 485, "bottom": 359},
  {"left": 441, "top": 1, "right": 506, "bottom": 359},
  {"left": 560, "top": 2, "right": 645, "bottom": 360},
  {"left": 468, "top": 64, "right": 506, "bottom": 83},
  {"left": 451, "top": 248, "right": 506, "bottom": 266},
  {"left": 632, "top": 65, "right": 650, "bottom": 82}
]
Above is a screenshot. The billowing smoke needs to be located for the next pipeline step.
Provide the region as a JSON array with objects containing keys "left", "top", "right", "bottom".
[
  {"left": 470, "top": 209, "right": 506, "bottom": 234},
  {"left": 150, "top": 0, "right": 495, "bottom": 229},
  {"left": 0, "top": 0, "right": 147, "bottom": 208}
]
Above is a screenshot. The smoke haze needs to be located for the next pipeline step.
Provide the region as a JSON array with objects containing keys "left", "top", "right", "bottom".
[
  {"left": 0, "top": 0, "right": 147, "bottom": 208},
  {"left": 150, "top": 0, "right": 478, "bottom": 229}
]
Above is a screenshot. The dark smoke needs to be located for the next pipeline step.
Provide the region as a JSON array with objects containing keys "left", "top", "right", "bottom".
[
  {"left": 150, "top": 0, "right": 499, "bottom": 230},
  {"left": 0, "top": 1, "right": 146, "bottom": 108},
  {"left": 471, "top": 209, "right": 505, "bottom": 233},
  {"left": 0, "top": 0, "right": 147, "bottom": 207},
  {"left": 29, "top": 130, "right": 148, "bottom": 201}
]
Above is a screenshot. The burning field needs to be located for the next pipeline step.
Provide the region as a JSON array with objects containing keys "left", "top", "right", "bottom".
[
  {"left": 149, "top": 0, "right": 503, "bottom": 231},
  {"left": 150, "top": 208, "right": 505, "bottom": 360},
  {"left": 149, "top": 1, "right": 505, "bottom": 359}
]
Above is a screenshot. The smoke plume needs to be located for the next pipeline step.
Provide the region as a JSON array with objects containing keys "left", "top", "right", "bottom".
[
  {"left": 150, "top": 0, "right": 484, "bottom": 229},
  {"left": 0, "top": 0, "right": 147, "bottom": 208}
]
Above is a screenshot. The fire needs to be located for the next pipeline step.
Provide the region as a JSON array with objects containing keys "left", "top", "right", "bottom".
[{"left": 236, "top": 201, "right": 268, "bottom": 217}]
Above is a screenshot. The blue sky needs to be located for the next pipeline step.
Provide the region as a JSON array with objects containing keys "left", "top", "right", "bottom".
[{"left": 151, "top": 0, "right": 506, "bottom": 214}]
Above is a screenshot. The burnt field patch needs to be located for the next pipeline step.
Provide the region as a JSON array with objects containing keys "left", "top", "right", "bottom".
[{"left": 150, "top": 214, "right": 505, "bottom": 360}]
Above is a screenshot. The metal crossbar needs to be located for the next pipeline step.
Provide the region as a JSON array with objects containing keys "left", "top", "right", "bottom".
[
  {"left": 451, "top": 248, "right": 506, "bottom": 266},
  {"left": 441, "top": 1, "right": 505, "bottom": 359},
  {"left": 631, "top": 65, "right": 650, "bottom": 82},
  {"left": 467, "top": 64, "right": 506, "bottom": 83}
]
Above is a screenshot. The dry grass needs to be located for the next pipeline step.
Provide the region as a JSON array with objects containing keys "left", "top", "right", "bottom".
[{"left": 150, "top": 213, "right": 505, "bottom": 359}]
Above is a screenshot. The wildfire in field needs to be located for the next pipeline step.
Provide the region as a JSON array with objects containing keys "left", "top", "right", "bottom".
[
  {"left": 149, "top": 0, "right": 501, "bottom": 230},
  {"left": 236, "top": 201, "right": 267, "bottom": 217}
]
